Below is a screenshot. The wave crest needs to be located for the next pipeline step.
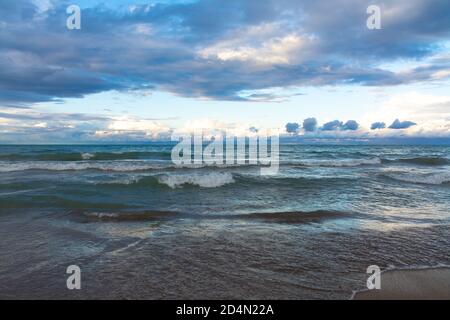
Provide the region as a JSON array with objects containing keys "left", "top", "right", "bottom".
[
  {"left": 0, "top": 161, "right": 164, "bottom": 172},
  {"left": 293, "top": 157, "right": 381, "bottom": 167},
  {"left": 385, "top": 172, "right": 450, "bottom": 185},
  {"left": 78, "top": 210, "right": 177, "bottom": 222},
  {"left": 157, "top": 172, "right": 235, "bottom": 188},
  {"left": 0, "top": 150, "right": 171, "bottom": 161},
  {"left": 382, "top": 157, "right": 450, "bottom": 166},
  {"left": 238, "top": 210, "right": 350, "bottom": 224}
]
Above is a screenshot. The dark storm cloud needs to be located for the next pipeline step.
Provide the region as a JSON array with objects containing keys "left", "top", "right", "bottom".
[
  {"left": 388, "top": 119, "right": 417, "bottom": 129},
  {"left": 1, "top": 0, "right": 450, "bottom": 105},
  {"left": 371, "top": 122, "right": 386, "bottom": 130},
  {"left": 303, "top": 117, "right": 318, "bottom": 132}
]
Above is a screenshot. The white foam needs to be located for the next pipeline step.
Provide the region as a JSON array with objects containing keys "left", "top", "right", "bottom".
[
  {"left": 0, "top": 160, "right": 256, "bottom": 173},
  {"left": 298, "top": 157, "right": 381, "bottom": 167},
  {"left": 81, "top": 153, "right": 94, "bottom": 160},
  {"left": 0, "top": 161, "right": 164, "bottom": 172},
  {"left": 387, "top": 172, "right": 450, "bottom": 185},
  {"left": 158, "top": 172, "right": 235, "bottom": 188},
  {"left": 83, "top": 212, "right": 119, "bottom": 219},
  {"left": 99, "top": 176, "right": 143, "bottom": 185}
]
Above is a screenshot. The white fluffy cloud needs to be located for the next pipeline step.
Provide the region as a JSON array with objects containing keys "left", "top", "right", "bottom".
[
  {"left": 363, "top": 91, "right": 450, "bottom": 137},
  {"left": 93, "top": 116, "right": 171, "bottom": 140},
  {"left": 198, "top": 23, "right": 313, "bottom": 67}
]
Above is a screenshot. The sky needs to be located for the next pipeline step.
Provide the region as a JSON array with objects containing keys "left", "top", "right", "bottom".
[{"left": 0, "top": 0, "right": 450, "bottom": 143}]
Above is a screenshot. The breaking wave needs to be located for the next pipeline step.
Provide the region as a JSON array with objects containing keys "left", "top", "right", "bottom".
[
  {"left": 235, "top": 210, "right": 350, "bottom": 224},
  {"left": 384, "top": 172, "right": 450, "bottom": 185},
  {"left": 91, "top": 172, "right": 238, "bottom": 189},
  {"left": 0, "top": 161, "right": 165, "bottom": 172},
  {"left": 292, "top": 157, "right": 381, "bottom": 167},
  {"left": 0, "top": 151, "right": 171, "bottom": 161},
  {"left": 78, "top": 210, "right": 177, "bottom": 222},
  {"left": 382, "top": 157, "right": 450, "bottom": 166},
  {"left": 81, "top": 153, "right": 95, "bottom": 160},
  {"left": 86, "top": 151, "right": 171, "bottom": 160},
  {"left": 0, "top": 161, "right": 257, "bottom": 173},
  {"left": 76, "top": 209, "right": 350, "bottom": 224},
  {"left": 89, "top": 172, "right": 356, "bottom": 190},
  {"left": 0, "top": 156, "right": 384, "bottom": 173},
  {"left": 157, "top": 172, "right": 235, "bottom": 188}
]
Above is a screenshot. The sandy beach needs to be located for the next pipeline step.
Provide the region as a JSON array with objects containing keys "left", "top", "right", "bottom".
[{"left": 353, "top": 267, "right": 450, "bottom": 300}]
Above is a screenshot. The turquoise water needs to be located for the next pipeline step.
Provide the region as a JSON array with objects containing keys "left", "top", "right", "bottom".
[{"left": 0, "top": 144, "right": 449, "bottom": 299}]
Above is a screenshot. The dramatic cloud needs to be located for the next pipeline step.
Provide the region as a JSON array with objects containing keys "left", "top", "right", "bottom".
[
  {"left": 303, "top": 117, "right": 318, "bottom": 132},
  {"left": 1, "top": 0, "right": 450, "bottom": 105},
  {"left": 371, "top": 122, "right": 386, "bottom": 130},
  {"left": 1, "top": 1, "right": 449, "bottom": 143},
  {"left": 285, "top": 122, "right": 300, "bottom": 134},
  {"left": 388, "top": 119, "right": 417, "bottom": 129},
  {"left": 322, "top": 120, "right": 343, "bottom": 131},
  {"left": 342, "top": 120, "right": 359, "bottom": 131}
]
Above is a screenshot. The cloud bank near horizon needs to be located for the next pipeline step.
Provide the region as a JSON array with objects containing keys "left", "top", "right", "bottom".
[{"left": 1, "top": 91, "right": 450, "bottom": 143}]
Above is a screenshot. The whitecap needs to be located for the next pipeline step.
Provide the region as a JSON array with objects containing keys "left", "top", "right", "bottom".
[
  {"left": 81, "top": 153, "right": 95, "bottom": 160},
  {"left": 157, "top": 172, "right": 235, "bottom": 188},
  {"left": 0, "top": 161, "right": 165, "bottom": 172},
  {"left": 296, "top": 157, "right": 381, "bottom": 167},
  {"left": 386, "top": 172, "right": 450, "bottom": 185}
]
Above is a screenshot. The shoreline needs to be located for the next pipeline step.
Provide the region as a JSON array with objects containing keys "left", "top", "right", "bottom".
[{"left": 352, "top": 266, "right": 450, "bottom": 300}]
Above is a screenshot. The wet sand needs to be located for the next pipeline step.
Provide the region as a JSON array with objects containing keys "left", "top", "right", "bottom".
[
  {"left": 353, "top": 267, "right": 450, "bottom": 300},
  {"left": 1, "top": 208, "right": 449, "bottom": 299}
]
